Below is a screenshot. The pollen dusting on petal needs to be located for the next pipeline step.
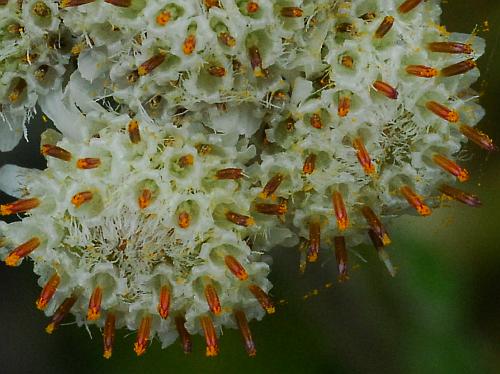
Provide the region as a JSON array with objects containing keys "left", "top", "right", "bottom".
[
  {"left": 225, "top": 255, "right": 248, "bottom": 281},
  {"left": 87, "top": 286, "right": 103, "bottom": 321},
  {"left": 41, "top": 144, "right": 72, "bottom": 161},
  {"left": 204, "top": 282, "right": 222, "bottom": 315},
  {"left": 134, "top": 315, "right": 152, "bottom": 356},
  {"left": 175, "top": 316, "right": 192, "bottom": 354},
  {"left": 234, "top": 310, "right": 256, "bottom": 357},
  {"left": 5, "top": 237, "right": 41, "bottom": 267},
  {"left": 248, "top": 284, "right": 275, "bottom": 314},
  {"left": 400, "top": 186, "right": 432, "bottom": 216},
  {"left": 334, "top": 236, "right": 349, "bottom": 282},
  {"left": 332, "top": 191, "right": 349, "bottom": 231},
  {"left": 46, "top": 295, "right": 78, "bottom": 334},
  {"left": 71, "top": 191, "right": 93, "bottom": 207},
  {"left": 103, "top": 313, "right": 116, "bottom": 359},
  {"left": 157, "top": 285, "right": 171, "bottom": 319},
  {"left": 76, "top": 158, "right": 101, "bottom": 170},
  {"left": 36, "top": 273, "right": 60, "bottom": 310},
  {"left": 200, "top": 315, "right": 218, "bottom": 357},
  {"left": 1, "top": 198, "right": 40, "bottom": 216}
]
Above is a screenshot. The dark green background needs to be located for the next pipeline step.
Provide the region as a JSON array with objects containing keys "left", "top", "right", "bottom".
[{"left": 1, "top": 1, "right": 499, "bottom": 373}]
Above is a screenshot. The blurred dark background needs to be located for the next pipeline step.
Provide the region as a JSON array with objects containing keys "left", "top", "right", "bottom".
[{"left": 1, "top": 1, "right": 499, "bottom": 373}]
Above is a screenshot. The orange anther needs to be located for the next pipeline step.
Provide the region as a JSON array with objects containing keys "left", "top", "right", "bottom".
[
  {"left": 310, "top": 113, "right": 323, "bottom": 129},
  {"left": 178, "top": 211, "right": 191, "bottom": 229},
  {"left": 138, "top": 188, "right": 152, "bottom": 209},
  {"left": 361, "top": 206, "right": 391, "bottom": 246},
  {"left": 373, "top": 80, "right": 398, "bottom": 99},
  {"left": 157, "top": 285, "right": 171, "bottom": 319},
  {"left": 215, "top": 168, "right": 244, "bottom": 180},
  {"left": 332, "top": 191, "right": 349, "bottom": 231},
  {"left": 76, "top": 158, "right": 101, "bottom": 169},
  {"left": 103, "top": 313, "right": 116, "bottom": 359},
  {"left": 183, "top": 34, "right": 196, "bottom": 55},
  {"left": 440, "top": 59, "right": 477, "bottom": 77},
  {"left": 246, "top": 1, "right": 259, "bottom": 13},
  {"left": 307, "top": 221, "right": 321, "bottom": 262},
  {"left": 225, "top": 211, "right": 254, "bottom": 227},
  {"left": 204, "top": 283, "right": 222, "bottom": 315},
  {"left": 334, "top": 236, "right": 349, "bottom": 282},
  {"left": 374, "top": 16, "right": 394, "bottom": 38},
  {"left": 341, "top": 55, "right": 354, "bottom": 69},
  {"left": 353, "top": 138, "right": 375, "bottom": 175},
  {"left": 459, "top": 125, "right": 497, "bottom": 152},
  {"left": 281, "top": 6, "right": 303, "bottom": 17},
  {"left": 338, "top": 96, "right": 351, "bottom": 117},
  {"left": 175, "top": 316, "right": 192, "bottom": 354},
  {"left": 400, "top": 185, "right": 432, "bottom": 216},
  {"left": 71, "top": 191, "right": 93, "bottom": 207},
  {"left": 0, "top": 197, "right": 40, "bottom": 216},
  {"left": 224, "top": 255, "right": 248, "bottom": 281},
  {"left": 178, "top": 154, "right": 194, "bottom": 168},
  {"left": 255, "top": 200, "right": 287, "bottom": 216},
  {"left": 302, "top": 154, "right": 316, "bottom": 175},
  {"left": 432, "top": 154, "right": 469, "bottom": 182},
  {"left": 134, "top": 315, "right": 152, "bottom": 356},
  {"left": 218, "top": 32, "right": 236, "bottom": 47},
  {"left": 208, "top": 66, "right": 226, "bottom": 77},
  {"left": 259, "top": 173, "right": 284, "bottom": 199},
  {"left": 249, "top": 284, "right": 275, "bottom": 314},
  {"left": 41, "top": 144, "right": 72, "bottom": 161},
  {"left": 200, "top": 315, "right": 219, "bottom": 357},
  {"left": 87, "top": 286, "right": 103, "bottom": 321},
  {"left": 138, "top": 53, "right": 166, "bottom": 76},
  {"left": 156, "top": 11, "right": 171, "bottom": 26},
  {"left": 426, "top": 101, "right": 459, "bottom": 122},
  {"left": 234, "top": 310, "right": 256, "bottom": 357},
  {"left": 36, "top": 273, "right": 60, "bottom": 310},
  {"left": 398, "top": 0, "right": 424, "bottom": 13},
  {"left": 405, "top": 65, "right": 438, "bottom": 78},
  {"left": 428, "top": 41, "right": 473, "bottom": 54},
  {"left": 128, "top": 119, "right": 141, "bottom": 144},
  {"left": 5, "top": 237, "right": 41, "bottom": 267}
]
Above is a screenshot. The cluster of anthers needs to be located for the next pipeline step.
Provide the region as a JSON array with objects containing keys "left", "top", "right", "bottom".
[{"left": 0, "top": 0, "right": 497, "bottom": 359}]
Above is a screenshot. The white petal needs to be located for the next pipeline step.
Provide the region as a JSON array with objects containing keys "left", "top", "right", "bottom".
[
  {"left": 0, "top": 164, "right": 39, "bottom": 198},
  {"left": 0, "top": 110, "right": 25, "bottom": 152}
]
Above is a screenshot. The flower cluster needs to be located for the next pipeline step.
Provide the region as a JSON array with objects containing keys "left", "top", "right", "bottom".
[{"left": 0, "top": 0, "right": 495, "bottom": 359}]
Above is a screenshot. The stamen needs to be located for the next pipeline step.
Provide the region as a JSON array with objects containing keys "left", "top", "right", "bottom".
[
  {"left": 60, "top": 0, "right": 95, "bottom": 8},
  {"left": 218, "top": 32, "right": 236, "bottom": 47},
  {"left": 0, "top": 197, "right": 40, "bottom": 216},
  {"left": 332, "top": 191, "right": 349, "bottom": 231},
  {"left": 234, "top": 310, "right": 256, "bottom": 357},
  {"left": 400, "top": 186, "right": 432, "bottom": 216},
  {"left": 216, "top": 168, "right": 244, "bottom": 180},
  {"left": 428, "top": 41, "right": 473, "bottom": 54},
  {"left": 138, "top": 188, "right": 152, "bottom": 209},
  {"left": 178, "top": 211, "right": 191, "bottom": 229},
  {"left": 134, "top": 315, "right": 152, "bottom": 356},
  {"left": 334, "top": 236, "right": 349, "bottom": 282},
  {"left": 204, "top": 282, "right": 222, "bottom": 315},
  {"left": 254, "top": 200, "right": 287, "bottom": 216},
  {"left": 259, "top": 173, "right": 284, "bottom": 199},
  {"left": 157, "top": 285, "right": 171, "bottom": 319},
  {"left": 36, "top": 273, "right": 60, "bottom": 310},
  {"left": 440, "top": 59, "right": 477, "bottom": 77},
  {"left": 225, "top": 255, "right": 248, "bottom": 280},
  {"left": 248, "top": 46, "right": 265, "bottom": 77},
  {"left": 225, "top": 211, "right": 255, "bottom": 227},
  {"left": 302, "top": 154, "right": 316, "bottom": 175},
  {"left": 307, "top": 221, "right": 321, "bottom": 262},
  {"left": 374, "top": 16, "right": 394, "bottom": 39},
  {"left": 183, "top": 34, "right": 196, "bottom": 55},
  {"left": 432, "top": 154, "right": 469, "bottom": 182},
  {"left": 341, "top": 55, "right": 354, "bottom": 69},
  {"left": 128, "top": 119, "right": 141, "bottom": 144},
  {"left": 8, "top": 79, "right": 26, "bottom": 103},
  {"left": 372, "top": 80, "right": 398, "bottom": 99},
  {"left": 45, "top": 295, "right": 77, "bottom": 334},
  {"left": 207, "top": 65, "right": 226, "bottom": 77},
  {"left": 426, "top": 101, "right": 459, "bottom": 123},
  {"left": 353, "top": 138, "right": 376, "bottom": 175},
  {"left": 104, "top": 0, "right": 131, "bottom": 6},
  {"left": 138, "top": 53, "right": 166, "bottom": 76},
  {"left": 41, "top": 144, "right": 72, "bottom": 161},
  {"left": 459, "top": 125, "right": 497, "bottom": 151},
  {"left": 405, "top": 64, "right": 438, "bottom": 78},
  {"left": 34, "top": 65, "right": 50, "bottom": 81},
  {"left": 71, "top": 191, "right": 93, "bottom": 207},
  {"left": 156, "top": 11, "right": 171, "bottom": 26},
  {"left": 246, "top": 1, "right": 259, "bottom": 13},
  {"left": 439, "top": 184, "right": 481, "bottom": 207},
  {"left": 248, "top": 284, "right": 275, "bottom": 314},
  {"left": 175, "top": 316, "right": 192, "bottom": 354},
  {"left": 360, "top": 12, "right": 376, "bottom": 21},
  {"left": 103, "top": 313, "right": 116, "bottom": 359},
  {"left": 5, "top": 237, "right": 41, "bottom": 266},
  {"left": 281, "top": 6, "right": 303, "bottom": 17},
  {"left": 310, "top": 113, "right": 323, "bottom": 129},
  {"left": 76, "top": 158, "right": 101, "bottom": 169},
  {"left": 204, "top": 0, "right": 219, "bottom": 8},
  {"left": 361, "top": 206, "right": 391, "bottom": 246},
  {"left": 398, "top": 0, "right": 424, "bottom": 13},
  {"left": 178, "top": 154, "right": 194, "bottom": 168},
  {"left": 200, "top": 315, "right": 219, "bottom": 357},
  {"left": 87, "top": 286, "right": 103, "bottom": 321},
  {"left": 368, "top": 230, "right": 397, "bottom": 277},
  {"left": 338, "top": 95, "right": 351, "bottom": 117}
]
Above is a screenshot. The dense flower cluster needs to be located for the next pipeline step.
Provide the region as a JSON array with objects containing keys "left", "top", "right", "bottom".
[{"left": 0, "top": 0, "right": 495, "bottom": 358}]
